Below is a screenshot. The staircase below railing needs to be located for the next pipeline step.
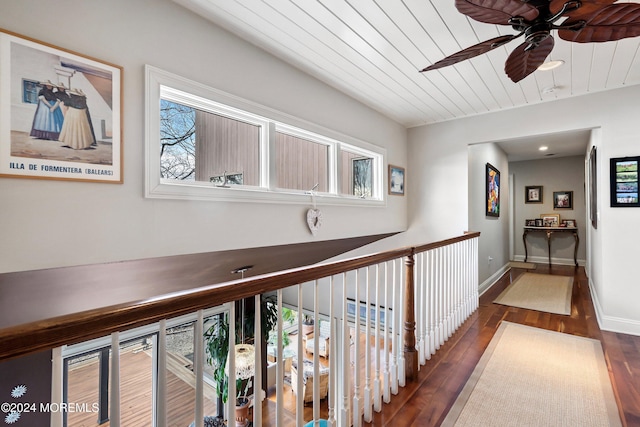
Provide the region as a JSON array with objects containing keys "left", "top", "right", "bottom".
[{"left": 0, "top": 232, "right": 479, "bottom": 427}]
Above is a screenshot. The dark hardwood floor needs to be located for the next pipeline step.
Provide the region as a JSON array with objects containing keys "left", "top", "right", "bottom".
[{"left": 367, "top": 264, "right": 640, "bottom": 427}]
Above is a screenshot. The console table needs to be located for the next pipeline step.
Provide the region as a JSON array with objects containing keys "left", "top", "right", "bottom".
[{"left": 523, "top": 227, "right": 579, "bottom": 267}]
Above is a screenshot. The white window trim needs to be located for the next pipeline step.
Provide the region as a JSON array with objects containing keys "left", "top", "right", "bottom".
[{"left": 145, "top": 65, "right": 386, "bottom": 207}]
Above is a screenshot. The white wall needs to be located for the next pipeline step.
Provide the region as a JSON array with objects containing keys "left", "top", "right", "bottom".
[
  {"left": 468, "top": 143, "right": 510, "bottom": 288},
  {"left": 510, "top": 155, "right": 587, "bottom": 264},
  {"left": 408, "top": 86, "right": 640, "bottom": 335},
  {"left": 0, "top": 0, "right": 407, "bottom": 274}
]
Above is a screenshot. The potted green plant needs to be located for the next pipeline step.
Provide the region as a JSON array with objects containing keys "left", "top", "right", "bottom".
[{"left": 204, "top": 295, "right": 279, "bottom": 420}]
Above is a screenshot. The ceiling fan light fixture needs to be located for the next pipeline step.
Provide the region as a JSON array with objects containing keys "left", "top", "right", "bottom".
[{"left": 538, "top": 60, "right": 565, "bottom": 71}]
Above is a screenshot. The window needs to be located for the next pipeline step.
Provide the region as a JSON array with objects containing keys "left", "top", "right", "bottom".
[
  {"left": 22, "top": 79, "right": 39, "bottom": 104},
  {"left": 340, "top": 147, "right": 375, "bottom": 198},
  {"left": 275, "top": 126, "right": 330, "bottom": 193},
  {"left": 146, "top": 66, "right": 385, "bottom": 206}
]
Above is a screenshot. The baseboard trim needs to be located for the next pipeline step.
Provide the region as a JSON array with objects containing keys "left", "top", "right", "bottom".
[
  {"left": 588, "top": 277, "right": 640, "bottom": 336},
  {"left": 478, "top": 263, "right": 510, "bottom": 297}
]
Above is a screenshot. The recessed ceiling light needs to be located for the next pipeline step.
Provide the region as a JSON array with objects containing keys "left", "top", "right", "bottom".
[
  {"left": 539, "top": 146, "right": 549, "bottom": 151},
  {"left": 538, "top": 60, "right": 565, "bottom": 71}
]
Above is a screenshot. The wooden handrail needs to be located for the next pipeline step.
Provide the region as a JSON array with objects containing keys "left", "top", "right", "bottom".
[{"left": 0, "top": 232, "right": 479, "bottom": 362}]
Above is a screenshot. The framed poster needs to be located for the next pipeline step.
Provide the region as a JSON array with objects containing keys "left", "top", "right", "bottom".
[
  {"left": 0, "top": 28, "right": 123, "bottom": 183},
  {"left": 388, "top": 164, "right": 405, "bottom": 195},
  {"left": 610, "top": 156, "right": 640, "bottom": 207},
  {"left": 486, "top": 163, "right": 500, "bottom": 217}
]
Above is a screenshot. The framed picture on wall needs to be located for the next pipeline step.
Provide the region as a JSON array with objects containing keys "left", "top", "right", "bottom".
[
  {"left": 610, "top": 156, "right": 640, "bottom": 207},
  {"left": 388, "top": 164, "right": 405, "bottom": 195},
  {"left": 486, "top": 163, "right": 500, "bottom": 217},
  {"left": 0, "top": 28, "right": 123, "bottom": 183},
  {"left": 525, "top": 185, "right": 543, "bottom": 203},
  {"left": 553, "top": 191, "right": 573, "bottom": 209}
]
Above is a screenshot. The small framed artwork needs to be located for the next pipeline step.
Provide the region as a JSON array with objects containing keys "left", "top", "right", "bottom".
[
  {"left": 610, "top": 156, "right": 640, "bottom": 207},
  {"left": 486, "top": 163, "right": 500, "bottom": 217},
  {"left": 553, "top": 191, "right": 573, "bottom": 209},
  {"left": 525, "top": 185, "right": 543, "bottom": 203},
  {"left": 388, "top": 164, "right": 405, "bottom": 195},
  {"left": 541, "top": 213, "right": 560, "bottom": 227},
  {"left": 0, "top": 28, "right": 123, "bottom": 183},
  {"left": 562, "top": 219, "right": 577, "bottom": 228},
  {"left": 535, "top": 218, "right": 544, "bottom": 227},
  {"left": 525, "top": 219, "right": 537, "bottom": 226}
]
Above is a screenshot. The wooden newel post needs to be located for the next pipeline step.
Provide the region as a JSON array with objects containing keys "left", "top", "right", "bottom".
[{"left": 404, "top": 249, "right": 419, "bottom": 381}]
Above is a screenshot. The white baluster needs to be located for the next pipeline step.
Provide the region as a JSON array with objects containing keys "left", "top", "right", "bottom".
[
  {"left": 473, "top": 237, "right": 480, "bottom": 311},
  {"left": 157, "top": 319, "right": 167, "bottom": 427},
  {"left": 110, "top": 332, "right": 120, "bottom": 427},
  {"left": 313, "top": 281, "right": 320, "bottom": 424},
  {"left": 397, "top": 259, "right": 405, "bottom": 388},
  {"left": 446, "top": 244, "right": 453, "bottom": 339},
  {"left": 438, "top": 247, "right": 445, "bottom": 348},
  {"left": 374, "top": 264, "right": 382, "bottom": 412},
  {"left": 276, "top": 290, "right": 284, "bottom": 427},
  {"left": 328, "top": 277, "right": 336, "bottom": 427},
  {"left": 341, "top": 272, "right": 351, "bottom": 426},
  {"left": 227, "top": 306, "right": 235, "bottom": 427},
  {"left": 353, "top": 271, "right": 361, "bottom": 427},
  {"left": 364, "top": 267, "right": 373, "bottom": 422},
  {"left": 390, "top": 260, "right": 398, "bottom": 395},
  {"left": 453, "top": 242, "right": 462, "bottom": 330},
  {"left": 417, "top": 252, "right": 425, "bottom": 366},
  {"left": 253, "top": 294, "right": 262, "bottom": 426},
  {"left": 382, "top": 262, "right": 390, "bottom": 404},
  {"left": 296, "top": 286, "right": 304, "bottom": 427},
  {"left": 51, "top": 347, "right": 63, "bottom": 427},
  {"left": 428, "top": 250, "right": 436, "bottom": 357}
]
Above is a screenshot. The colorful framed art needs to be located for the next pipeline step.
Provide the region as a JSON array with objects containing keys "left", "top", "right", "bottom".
[
  {"left": 0, "top": 28, "right": 123, "bottom": 183},
  {"left": 486, "top": 163, "right": 500, "bottom": 217}
]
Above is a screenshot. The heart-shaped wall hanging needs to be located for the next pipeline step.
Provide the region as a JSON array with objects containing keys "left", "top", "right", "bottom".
[{"left": 306, "top": 208, "right": 322, "bottom": 236}]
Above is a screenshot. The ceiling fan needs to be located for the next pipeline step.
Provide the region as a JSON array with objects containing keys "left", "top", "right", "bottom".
[{"left": 420, "top": 0, "right": 640, "bottom": 82}]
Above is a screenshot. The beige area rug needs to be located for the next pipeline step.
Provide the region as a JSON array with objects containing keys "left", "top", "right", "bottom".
[
  {"left": 509, "top": 261, "right": 537, "bottom": 269},
  {"left": 494, "top": 272, "right": 573, "bottom": 315},
  {"left": 442, "top": 322, "right": 622, "bottom": 427}
]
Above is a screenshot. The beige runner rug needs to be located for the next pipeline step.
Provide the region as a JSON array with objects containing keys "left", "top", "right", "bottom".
[
  {"left": 509, "top": 261, "right": 537, "bottom": 269},
  {"left": 494, "top": 272, "right": 573, "bottom": 315},
  {"left": 442, "top": 322, "right": 622, "bottom": 427}
]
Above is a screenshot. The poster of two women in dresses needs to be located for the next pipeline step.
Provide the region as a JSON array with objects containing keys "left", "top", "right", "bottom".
[
  {"left": 0, "top": 29, "right": 122, "bottom": 183},
  {"left": 30, "top": 80, "right": 97, "bottom": 150}
]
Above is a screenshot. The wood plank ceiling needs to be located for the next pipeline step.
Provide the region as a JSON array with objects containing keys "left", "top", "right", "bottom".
[{"left": 175, "top": 0, "right": 640, "bottom": 128}]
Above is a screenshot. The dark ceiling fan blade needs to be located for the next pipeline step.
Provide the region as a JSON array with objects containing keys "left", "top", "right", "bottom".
[
  {"left": 505, "top": 37, "right": 555, "bottom": 82},
  {"left": 421, "top": 34, "right": 518, "bottom": 72},
  {"left": 559, "top": 3, "right": 640, "bottom": 42},
  {"left": 550, "top": 0, "right": 616, "bottom": 20},
  {"left": 455, "top": 0, "right": 539, "bottom": 25}
]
